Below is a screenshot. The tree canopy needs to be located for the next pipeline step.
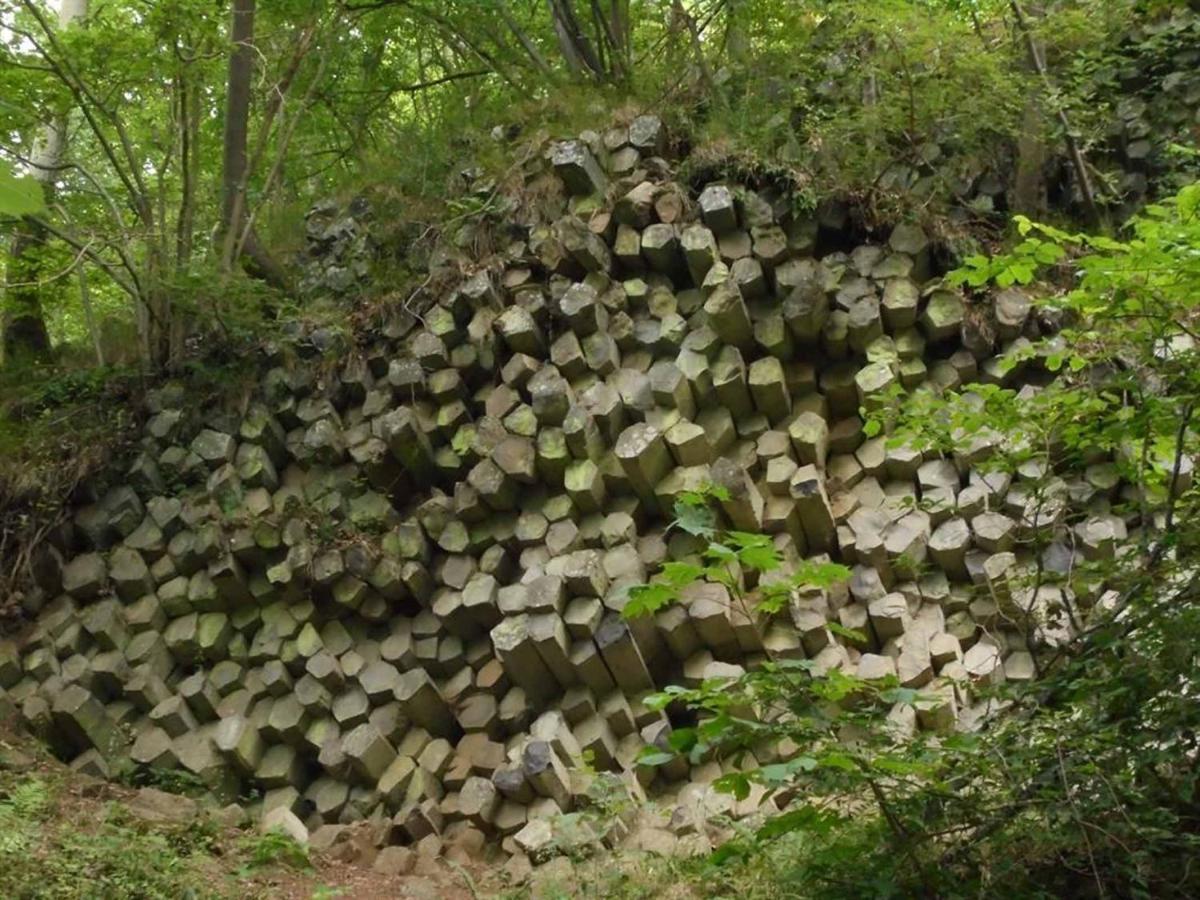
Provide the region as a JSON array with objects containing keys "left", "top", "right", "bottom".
[{"left": 2, "top": 0, "right": 1193, "bottom": 368}]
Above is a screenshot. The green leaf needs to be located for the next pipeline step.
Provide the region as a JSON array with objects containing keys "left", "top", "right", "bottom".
[
  {"left": 705, "top": 483, "right": 732, "bottom": 502},
  {"left": 827, "top": 621, "right": 867, "bottom": 644},
  {"left": 756, "top": 582, "right": 793, "bottom": 615},
  {"left": 728, "top": 532, "right": 781, "bottom": 572},
  {"left": 668, "top": 727, "right": 697, "bottom": 753},
  {"left": 775, "top": 658, "right": 819, "bottom": 673},
  {"left": 757, "top": 756, "right": 818, "bottom": 786},
  {"left": 1086, "top": 235, "right": 1128, "bottom": 252},
  {"left": 643, "top": 691, "right": 675, "bottom": 711},
  {"left": 623, "top": 583, "right": 677, "bottom": 619},
  {"left": 714, "top": 772, "right": 751, "bottom": 801},
  {"left": 704, "top": 542, "right": 738, "bottom": 564},
  {"left": 661, "top": 561, "right": 704, "bottom": 587},
  {"left": 1016, "top": 262, "right": 1036, "bottom": 283},
  {"left": 0, "top": 167, "right": 45, "bottom": 218},
  {"left": 636, "top": 749, "right": 676, "bottom": 767},
  {"left": 756, "top": 805, "right": 839, "bottom": 841},
  {"left": 872, "top": 756, "right": 931, "bottom": 776},
  {"left": 757, "top": 764, "right": 792, "bottom": 785},
  {"left": 880, "top": 686, "right": 919, "bottom": 705},
  {"left": 797, "top": 561, "right": 852, "bottom": 589},
  {"left": 1034, "top": 242, "right": 1065, "bottom": 264},
  {"left": 819, "top": 752, "right": 858, "bottom": 772},
  {"left": 709, "top": 841, "right": 751, "bottom": 866},
  {"left": 674, "top": 500, "right": 717, "bottom": 537}
]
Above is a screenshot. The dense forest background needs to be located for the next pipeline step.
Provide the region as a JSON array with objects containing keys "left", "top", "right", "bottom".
[{"left": 4, "top": 1, "right": 1200, "bottom": 898}]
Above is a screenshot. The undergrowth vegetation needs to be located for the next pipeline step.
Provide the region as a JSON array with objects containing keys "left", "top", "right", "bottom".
[
  {"left": 0, "top": 771, "right": 220, "bottom": 899},
  {"left": 0, "top": 740, "right": 321, "bottom": 899}
]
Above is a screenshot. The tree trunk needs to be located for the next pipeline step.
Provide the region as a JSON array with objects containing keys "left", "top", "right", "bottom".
[
  {"left": 3, "top": 0, "right": 89, "bottom": 365},
  {"left": 219, "top": 0, "right": 255, "bottom": 273},
  {"left": 77, "top": 262, "right": 103, "bottom": 367},
  {"left": 218, "top": 0, "right": 288, "bottom": 290},
  {"left": 1012, "top": 102, "right": 1049, "bottom": 217},
  {"left": 497, "top": 3, "right": 552, "bottom": 74},
  {"left": 547, "top": 0, "right": 606, "bottom": 80},
  {"left": 1009, "top": 0, "right": 1102, "bottom": 225},
  {"left": 672, "top": 0, "right": 714, "bottom": 93},
  {"left": 725, "top": 0, "right": 749, "bottom": 66}
]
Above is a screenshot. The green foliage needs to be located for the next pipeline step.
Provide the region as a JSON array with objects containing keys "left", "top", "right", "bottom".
[
  {"left": 682, "top": 0, "right": 1031, "bottom": 220},
  {"left": 119, "top": 763, "right": 210, "bottom": 798},
  {"left": 14, "top": 364, "right": 136, "bottom": 413},
  {"left": 0, "top": 166, "right": 45, "bottom": 218},
  {"left": 3, "top": 0, "right": 1191, "bottom": 371},
  {"left": 550, "top": 753, "right": 642, "bottom": 862},
  {"left": 237, "top": 829, "right": 310, "bottom": 874},
  {"left": 0, "top": 776, "right": 53, "bottom": 858},
  {"left": 0, "top": 773, "right": 225, "bottom": 900},
  {"left": 623, "top": 487, "right": 850, "bottom": 620}
]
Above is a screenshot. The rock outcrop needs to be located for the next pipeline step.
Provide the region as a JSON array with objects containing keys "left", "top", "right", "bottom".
[{"left": 0, "top": 112, "right": 1141, "bottom": 868}]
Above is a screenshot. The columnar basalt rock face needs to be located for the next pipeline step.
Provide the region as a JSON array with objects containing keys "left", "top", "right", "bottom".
[{"left": 3, "top": 113, "right": 1136, "bottom": 868}]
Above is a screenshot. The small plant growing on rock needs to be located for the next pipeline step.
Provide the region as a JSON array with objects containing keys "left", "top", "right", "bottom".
[{"left": 238, "top": 829, "right": 311, "bottom": 874}]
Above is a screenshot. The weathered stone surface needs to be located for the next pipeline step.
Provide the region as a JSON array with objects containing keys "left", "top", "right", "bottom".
[
  {"left": 52, "top": 685, "right": 123, "bottom": 759},
  {"left": 396, "top": 669, "right": 458, "bottom": 739},
  {"left": 698, "top": 184, "right": 738, "bottom": 234},
  {"left": 62, "top": 553, "right": 108, "bottom": 600},
  {"left": 552, "top": 140, "right": 606, "bottom": 196},
  {"left": 342, "top": 722, "right": 397, "bottom": 783},
  {"left": 262, "top": 806, "right": 309, "bottom": 845},
  {"left": 128, "top": 788, "right": 199, "bottom": 825},
  {"left": 920, "top": 291, "right": 965, "bottom": 342},
  {"left": 703, "top": 278, "right": 754, "bottom": 351},
  {"left": 790, "top": 465, "right": 837, "bottom": 553}
]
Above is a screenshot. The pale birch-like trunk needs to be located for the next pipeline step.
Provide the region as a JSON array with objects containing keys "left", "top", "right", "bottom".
[{"left": 3, "top": 0, "right": 89, "bottom": 364}]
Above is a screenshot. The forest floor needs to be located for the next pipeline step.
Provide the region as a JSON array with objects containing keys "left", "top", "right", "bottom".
[
  {"left": 0, "top": 720, "right": 487, "bottom": 900},
  {"left": 0, "top": 719, "right": 732, "bottom": 900}
]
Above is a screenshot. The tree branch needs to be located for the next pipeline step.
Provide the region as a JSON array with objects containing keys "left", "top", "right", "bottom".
[
  {"left": 496, "top": 3, "right": 553, "bottom": 74},
  {"left": 16, "top": 3, "right": 148, "bottom": 224},
  {"left": 22, "top": 215, "right": 138, "bottom": 299}
]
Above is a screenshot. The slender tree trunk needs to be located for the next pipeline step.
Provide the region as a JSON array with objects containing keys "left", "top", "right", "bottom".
[
  {"left": 1009, "top": 0, "right": 1102, "bottom": 225},
  {"left": 77, "top": 263, "right": 103, "bottom": 367},
  {"left": 725, "top": 0, "right": 748, "bottom": 65},
  {"left": 548, "top": 0, "right": 606, "bottom": 80},
  {"left": 672, "top": 0, "right": 714, "bottom": 93},
  {"left": 497, "top": 3, "right": 552, "bottom": 74},
  {"left": 609, "top": 0, "right": 631, "bottom": 75},
  {"left": 219, "top": 0, "right": 255, "bottom": 273},
  {"left": 173, "top": 67, "right": 200, "bottom": 365},
  {"left": 548, "top": 0, "right": 586, "bottom": 75},
  {"left": 175, "top": 66, "right": 198, "bottom": 274},
  {"left": 3, "top": 0, "right": 89, "bottom": 365},
  {"left": 218, "top": 0, "right": 289, "bottom": 290}
]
